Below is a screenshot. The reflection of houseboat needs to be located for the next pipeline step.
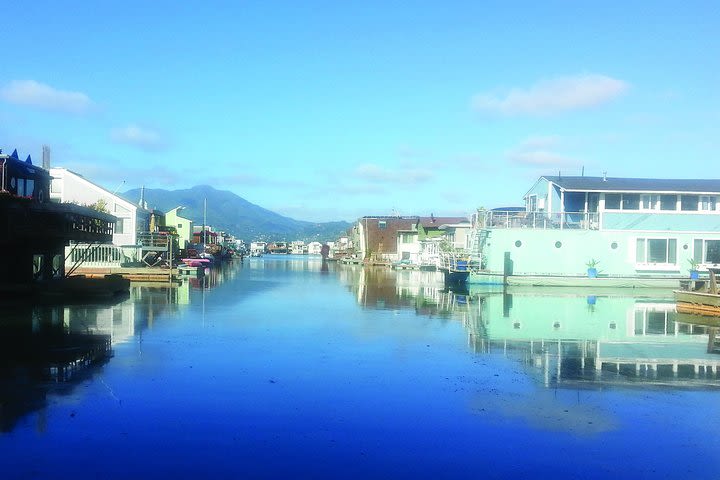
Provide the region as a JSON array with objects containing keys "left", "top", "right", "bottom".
[
  {"left": 468, "top": 287, "right": 720, "bottom": 388},
  {"left": 468, "top": 176, "right": 720, "bottom": 287}
]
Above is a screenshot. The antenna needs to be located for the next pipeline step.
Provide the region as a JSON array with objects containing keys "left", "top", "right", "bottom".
[
  {"left": 112, "top": 180, "right": 126, "bottom": 195},
  {"left": 42, "top": 145, "right": 50, "bottom": 169}
]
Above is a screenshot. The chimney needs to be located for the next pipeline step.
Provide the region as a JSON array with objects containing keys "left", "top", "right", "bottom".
[{"left": 42, "top": 145, "right": 50, "bottom": 169}]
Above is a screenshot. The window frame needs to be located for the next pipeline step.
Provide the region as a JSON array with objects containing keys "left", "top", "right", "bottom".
[{"left": 635, "top": 237, "right": 678, "bottom": 269}]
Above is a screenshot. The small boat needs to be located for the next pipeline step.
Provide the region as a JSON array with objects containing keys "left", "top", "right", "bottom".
[
  {"left": 674, "top": 268, "right": 720, "bottom": 315},
  {"left": 178, "top": 264, "right": 205, "bottom": 276},
  {"left": 181, "top": 258, "right": 212, "bottom": 268}
]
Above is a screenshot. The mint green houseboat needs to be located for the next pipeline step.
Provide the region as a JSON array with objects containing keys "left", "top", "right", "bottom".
[{"left": 471, "top": 176, "right": 720, "bottom": 287}]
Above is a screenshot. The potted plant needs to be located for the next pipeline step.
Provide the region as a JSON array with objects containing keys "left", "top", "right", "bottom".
[
  {"left": 688, "top": 258, "right": 700, "bottom": 279},
  {"left": 586, "top": 259, "right": 600, "bottom": 278}
]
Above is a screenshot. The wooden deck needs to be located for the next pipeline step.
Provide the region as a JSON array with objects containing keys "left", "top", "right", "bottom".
[{"left": 72, "top": 267, "right": 177, "bottom": 282}]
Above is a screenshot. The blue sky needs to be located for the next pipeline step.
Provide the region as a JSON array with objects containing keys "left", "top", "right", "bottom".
[{"left": 2, "top": 1, "right": 718, "bottom": 222}]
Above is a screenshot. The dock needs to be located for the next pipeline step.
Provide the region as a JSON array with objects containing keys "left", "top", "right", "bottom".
[{"left": 71, "top": 267, "right": 177, "bottom": 282}]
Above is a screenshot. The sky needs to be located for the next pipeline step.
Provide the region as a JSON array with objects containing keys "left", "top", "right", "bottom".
[{"left": 1, "top": 1, "right": 718, "bottom": 222}]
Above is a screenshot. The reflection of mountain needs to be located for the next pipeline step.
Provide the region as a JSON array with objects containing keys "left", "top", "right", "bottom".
[
  {"left": 468, "top": 287, "right": 720, "bottom": 389},
  {"left": 0, "top": 303, "right": 114, "bottom": 433}
]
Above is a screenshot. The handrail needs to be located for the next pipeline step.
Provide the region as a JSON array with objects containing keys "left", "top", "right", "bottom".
[{"left": 482, "top": 210, "right": 600, "bottom": 230}]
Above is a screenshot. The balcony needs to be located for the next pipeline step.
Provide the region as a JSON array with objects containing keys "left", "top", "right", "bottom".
[{"left": 483, "top": 210, "right": 600, "bottom": 230}]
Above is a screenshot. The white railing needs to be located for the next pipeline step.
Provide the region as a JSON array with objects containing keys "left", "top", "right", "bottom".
[
  {"left": 483, "top": 210, "right": 600, "bottom": 230},
  {"left": 65, "top": 244, "right": 141, "bottom": 268}
]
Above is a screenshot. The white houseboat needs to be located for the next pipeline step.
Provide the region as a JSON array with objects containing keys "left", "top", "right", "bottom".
[{"left": 470, "top": 175, "right": 720, "bottom": 287}]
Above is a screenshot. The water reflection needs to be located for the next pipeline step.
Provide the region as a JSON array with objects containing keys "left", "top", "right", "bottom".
[
  {"left": 0, "top": 302, "right": 115, "bottom": 433},
  {"left": 472, "top": 287, "right": 720, "bottom": 389},
  {"left": 338, "top": 263, "right": 720, "bottom": 389},
  {"left": 0, "top": 261, "right": 244, "bottom": 434}
]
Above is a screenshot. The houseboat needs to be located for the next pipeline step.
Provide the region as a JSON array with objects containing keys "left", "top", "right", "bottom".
[
  {"left": 468, "top": 175, "right": 720, "bottom": 288},
  {"left": 250, "top": 241, "right": 266, "bottom": 257}
]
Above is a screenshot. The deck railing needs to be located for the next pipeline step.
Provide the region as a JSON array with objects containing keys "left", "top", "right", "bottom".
[
  {"left": 65, "top": 244, "right": 141, "bottom": 268},
  {"left": 483, "top": 210, "right": 600, "bottom": 230}
]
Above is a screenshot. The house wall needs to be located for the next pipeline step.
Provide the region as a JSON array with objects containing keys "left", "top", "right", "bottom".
[
  {"left": 358, "top": 217, "right": 417, "bottom": 260},
  {"left": 396, "top": 232, "right": 420, "bottom": 263},
  {"left": 165, "top": 207, "right": 193, "bottom": 247},
  {"left": 481, "top": 228, "right": 712, "bottom": 277},
  {"left": 49, "top": 168, "right": 138, "bottom": 246}
]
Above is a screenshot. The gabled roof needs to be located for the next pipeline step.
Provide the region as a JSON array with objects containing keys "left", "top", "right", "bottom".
[{"left": 542, "top": 176, "right": 720, "bottom": 194}]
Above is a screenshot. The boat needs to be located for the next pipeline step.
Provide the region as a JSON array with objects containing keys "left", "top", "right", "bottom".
[
  {"left": 177, "top": 264, "right": 205, "bottom": 276},
  {"left": 181, "top": 257, "right": 212, "bottom": 268},
  {"left": 675, "top": 268, "right": 720, "bottom": 315}
]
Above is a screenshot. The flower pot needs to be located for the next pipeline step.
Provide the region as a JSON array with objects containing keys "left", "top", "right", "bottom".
[{"left": 587, "top": 267, "right": 598, "bottom": 278}]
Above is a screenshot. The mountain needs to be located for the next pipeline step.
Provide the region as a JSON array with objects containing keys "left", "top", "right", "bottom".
[{"left": 122, "top": 185, "right": 351, "bottom": 241}]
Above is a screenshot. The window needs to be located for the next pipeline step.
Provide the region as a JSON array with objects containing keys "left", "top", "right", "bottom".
[
  {"left": 700, "top": 196, "right": 717, "bottom": 211},
  {"left": 177, "top": 223, "right": 183, "bottom": 229},
  {"left": 694, "top": 239, "right": 720, "bottom": 264},
  {"left": 660, "top": 195, "right": 677, "bottom": 210},
  {"left": 622, "top": 194, "right": 640, "bottom": 210},
  {"left": 399, "top": 233, "right": 415, "bottom": 244},
  {"left": 527, "top": 195, "right": 537, "bottom": 212},
  {"left": 605, "top": 194, "right": 621, "bottom": 209},
  {"left": 636, "top": 238, "right": 677, "bottom": 265},
  {"left": 681, "top": 195, "right": 699, "bottom": 211},
  {"left": 378, "top": 220, "right": 387, "bottom": 229},
  {"left": 115, "top": 218, "right": 125, "bottom": 234},
  {"left": 640, "top": 194, "right": 660, "bottom": 210},
  {"left": 26, "top": 179, "right": 34, "bottom": 197},
  {"left": 17, "top": 178, "right": 26, "bottom": 196}
]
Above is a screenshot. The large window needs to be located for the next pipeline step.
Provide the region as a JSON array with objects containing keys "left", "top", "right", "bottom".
[
  {"left": 604, "top": 194, "right": 621, "bottom": 209},
  {"left": 681, "top": 195, "right": 699, "bottom": 211},
  {"left": 693, "top": 239, "right": 720, "bottom": 264},
  {"left": 115, "top": 218, "right": 126, "bottom": 234},
  {"left": 660, "top": 195, "right": 677, "bottom": 210},
  {"left": 622, "top": 194, "right": 640, "bottom": 210},
  {"left": 606, "top": 193, "right": 682, "bottom": 211},
  {"left": 378, "top": 220, "right": 387, "bottom": 230},
  {"left": 640, "top": 194, "right": 660, "bottom": 210},
  {"left": 700, "top": 196, "right": 717, "bottom": 211},
  {"left": 636, "top": 238, "right": 677, "bottom": 265}
]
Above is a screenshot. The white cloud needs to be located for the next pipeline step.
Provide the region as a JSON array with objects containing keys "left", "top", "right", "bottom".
[
  {"left": 472, "top": 74, "right": 628, "bottom": 115},
  {"left": 110, "top": 124, "right": 167, "bottom": 151},
  {"left": 506, "top": 135, "right": 580, "bottom": 167},
  {"left": 0, "top": 80, "right": 93, "bottom": 114}
]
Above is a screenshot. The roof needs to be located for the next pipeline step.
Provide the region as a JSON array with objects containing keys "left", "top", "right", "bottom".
[
  {"left": 542, "top": 176, "right": 720, "bottom": 194},
  {"left": 418, "top": 216, "right": 470, "bottom": 228}
]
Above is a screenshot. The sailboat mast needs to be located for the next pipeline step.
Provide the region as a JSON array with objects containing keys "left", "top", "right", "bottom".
[{"left": 203, "top": 197, "right": 207, "bottom": 249}]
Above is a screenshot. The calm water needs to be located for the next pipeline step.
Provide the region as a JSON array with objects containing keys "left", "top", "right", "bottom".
[{"left": 2, "top": 255, "right": 720, "bottom": 479}]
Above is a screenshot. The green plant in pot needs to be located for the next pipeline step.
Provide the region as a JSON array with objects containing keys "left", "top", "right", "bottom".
[
  {"left": 688, "top": 258, "right": 700, "bottom": 279},
  {"left": 586, "top": 259, "right": 600, "bottom": 278}
]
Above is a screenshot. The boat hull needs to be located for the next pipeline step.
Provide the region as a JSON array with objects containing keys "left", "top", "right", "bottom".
[{"left": 675, "top": 290, "right": 720, "bottom": 315}]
